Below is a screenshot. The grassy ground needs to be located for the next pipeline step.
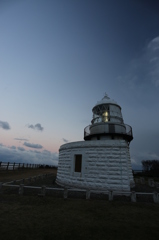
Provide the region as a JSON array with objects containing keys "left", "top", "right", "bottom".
[
  {"left": 1, "top": 169, "right": 159, "bottom": 240},
  {"left": 0, "top": 194, "right": 159, "bottom": 240},
  {"left": 0, "top": 168, "right": 57, "bottom": 183}
]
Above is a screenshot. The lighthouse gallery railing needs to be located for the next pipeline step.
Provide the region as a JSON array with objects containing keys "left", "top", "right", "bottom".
[{"left": 84, "top": 123, "right": 133, "bottom": 139}]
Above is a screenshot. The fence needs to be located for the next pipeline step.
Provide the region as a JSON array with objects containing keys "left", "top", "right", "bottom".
[
  {"left": 0, "top": 174, "right": 159, "bottom": 203},
  {"left": 1, "top": 183, "right": 159, "bottom": 203},
  {"left": 0, "top": 162, "right": 55, "bottom": 170}
]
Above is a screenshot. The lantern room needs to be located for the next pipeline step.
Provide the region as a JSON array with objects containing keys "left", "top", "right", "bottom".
[{"left": 84, "top": 94, "right": 133, "bottom": 143}]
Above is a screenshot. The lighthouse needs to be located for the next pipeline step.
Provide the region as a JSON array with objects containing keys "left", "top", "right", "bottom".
[{"left": 56, "top": 94, "right": 134, "bottom": 191}]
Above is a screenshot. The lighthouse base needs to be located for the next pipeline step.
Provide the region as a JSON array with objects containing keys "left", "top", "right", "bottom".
[{"left": 56, "top": 140, "right": 134, "bottom": 192}]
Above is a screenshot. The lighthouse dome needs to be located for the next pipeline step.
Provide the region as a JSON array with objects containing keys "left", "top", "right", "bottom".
[
  {"left": 92, "top": 94, "right": 123, "bottom": 125},
  {"left": 94, "top": 94, "right": 118, "bottom": 107}
]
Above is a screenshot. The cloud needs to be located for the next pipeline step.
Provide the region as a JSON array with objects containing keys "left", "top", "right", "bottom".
[
  {"left": 10, "top": 146, "right": 16, "bottom": 150},
  {"left": 148, "top": 36, "right": 159, "bottom": 51},
  {"left": 14, "top": 138, "right": 29, "bottom": 141},
  {"left": 0, "top": 144, "right": 58, "bottom": 166},
  {"left": 130, "top": 128, "right": 159, "bottom": 170},
  {"left": 24, "top": 142, "right": 43, "bottom": 149},
  {"left": 17, "top": 147, "right": 25, "bottom": 151},
  {"left": 0, "top": 121, "right": 10, "bottom": 130},
  {"left": 62, "top": 138, "right": 69, "bottom": 143},
  {"left": 118, "top": 36, "right": 159, "bottom": 88},
  {"left": 131, "top": 150, "right": 159, "bottom": 170},
  {"left": 28, "top": 123, "right": 44, "bottom": 131}
]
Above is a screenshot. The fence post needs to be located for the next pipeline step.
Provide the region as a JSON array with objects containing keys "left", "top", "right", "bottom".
[
  {"left": 64, "top": 188, "right": 68, "bottom": 199},
  {"left": 41, "top": 185, "right": 46, "bottom": 196},
  {"left": 12, "top": 162, "right": 15, "bottom": 170},
  {"left": 108, "top": 191, "right": 113, "bottom": 201},
  {"left": 7, "top": 162, "right": 9, "bottom": 170},
  {"left": 19, "top": 184, "right": 24, "bottom": 195},
  {"left": 131, "top": 191, "right": 136, "bottom": 202},
  {"left": 86, "top": 190, "right": 90, "bottom": 200},
  {"left": 153, "top": 192, "right": 158, "bottom": 203}
]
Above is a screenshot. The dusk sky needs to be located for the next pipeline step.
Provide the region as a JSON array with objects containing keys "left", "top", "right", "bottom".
[{"left": 0, "top": 0, "right": 159, "bottom": 168}]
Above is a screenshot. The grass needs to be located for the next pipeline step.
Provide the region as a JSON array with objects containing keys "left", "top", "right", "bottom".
[
  {"left": 1, "top": 169, "right": 159, "bottom": 240},
  {"left": 0, "top": 168, "right": 57, "bottom": 183},
  {"left": 0, "top": 195, "right": 159, "bottom": 240}
]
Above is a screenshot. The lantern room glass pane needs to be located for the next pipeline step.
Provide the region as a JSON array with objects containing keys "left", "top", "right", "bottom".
[{"left": 102, "top": 111, "right": 109, "bottom": 122}]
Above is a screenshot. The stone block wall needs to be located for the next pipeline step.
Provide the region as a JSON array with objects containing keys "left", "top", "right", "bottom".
[{"left": 56, "top": 140, "right": 134, "bottom": 191}]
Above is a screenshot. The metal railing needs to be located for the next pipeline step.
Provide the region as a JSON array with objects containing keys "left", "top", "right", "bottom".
[{"left": 84, "top": 123, "right": 133, "bottom": 139}]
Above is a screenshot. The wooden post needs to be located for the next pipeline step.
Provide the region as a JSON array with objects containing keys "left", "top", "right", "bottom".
[
  {"left": 13, "top": 162, "right": 15, "bottom": 170},
  {"left": 6, "top": 162, "right": 9, "bottom": 170}
]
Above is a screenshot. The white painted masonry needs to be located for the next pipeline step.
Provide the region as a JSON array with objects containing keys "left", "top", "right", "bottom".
[
  {"left": 56, "top": 94, "right": 134, "bottom": 191},
  {"left": 56, "top": 140, "right": 134, "bottom": 191}
]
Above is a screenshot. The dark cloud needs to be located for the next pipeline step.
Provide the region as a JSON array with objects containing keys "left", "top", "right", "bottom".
[
  {"left": 14, "top": 138, "right": 29, "bottom": 141},
  {"left": 62, "top": 138, "right": 69, "bottom": 143},
  {"left": 28, "top": 123, "right": 44, "bottom": 131},
  {"left": 0, "top": 120, "right": 10, "bottom": 130},
  {"left": 10, "top": 146, "right": 16, "bottom": 150},
  {"left": 0, "top": 144, "right": 58, "bottom": 166},
  {"left": 17, "top": 147, "right": 25, "bottom": 151},
  {"left": 24, "top": 142, "right": 43, "bottom": 149},
  {"left": 28, "top": 124, "right": 34, "bottom": 129}
]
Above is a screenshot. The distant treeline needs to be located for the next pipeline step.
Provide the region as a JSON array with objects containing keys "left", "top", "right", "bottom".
[{"left": 141, "top": 160, "right": 159, "bottom": 176}]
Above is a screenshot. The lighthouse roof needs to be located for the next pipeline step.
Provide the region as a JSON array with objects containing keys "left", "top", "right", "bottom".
[{"left": 94, "top": 94, "right": 119, "bottom": 107}]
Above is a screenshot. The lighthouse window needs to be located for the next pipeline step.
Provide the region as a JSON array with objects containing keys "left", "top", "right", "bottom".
[
  {"left": 102, "top": 111, "right": 109, "bottom": 122},
  {"left": 75, "top": 155, "right": 82, "bottom": 172}
]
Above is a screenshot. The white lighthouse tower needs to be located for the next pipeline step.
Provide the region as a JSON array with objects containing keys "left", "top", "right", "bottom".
[{"left": 56, "top": 94, "right": 134, "bottom": 191}]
